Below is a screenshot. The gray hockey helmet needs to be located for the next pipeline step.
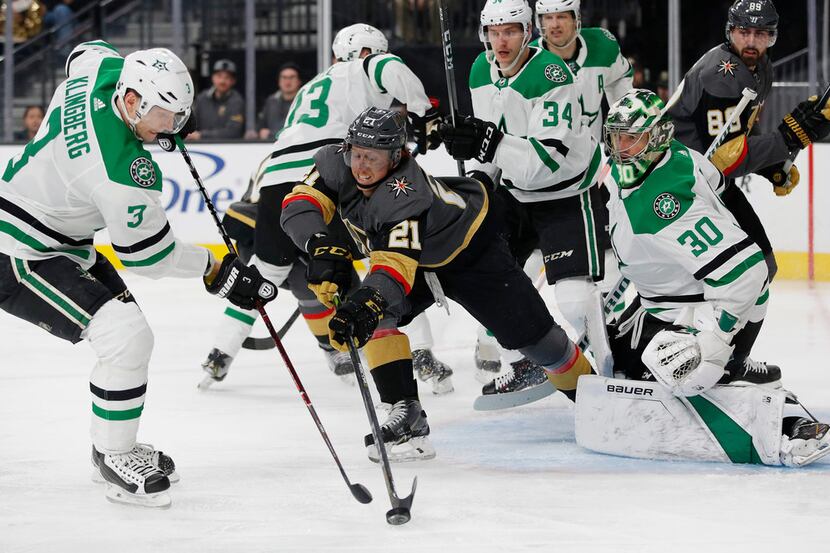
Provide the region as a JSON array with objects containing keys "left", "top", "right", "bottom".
[
  {"left": 344, "top": 107, "right": 407, "bottom": 167},
  {"left": 725, "top": 0, "right": 778, "bottom": 46}
]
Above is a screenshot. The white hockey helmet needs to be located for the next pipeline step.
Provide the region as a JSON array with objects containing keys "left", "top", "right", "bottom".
[
  {"left": 115, "top": 48, "right": 194, "bottom": 137},
  {"left": 535, "top": 0, "right": 582, "bottom": 48},
  {"left": 332, "top": 23, "right": 388, "bottom": 62},
  {"left": 479, "top": 0, "right": 534, "bottom": 73}
]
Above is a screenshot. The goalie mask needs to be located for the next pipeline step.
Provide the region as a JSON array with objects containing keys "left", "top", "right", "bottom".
[
  {"left": 479, "top": 0, "right": 534, "bottom": 74},
  {"left": 115, "top": 48, "right": 194, "bottom": 139},
  {"left": 332, "top": 23, "right": 388, "bottom": 62},
  {"left": 604, "top": 89, "right": 675, "bottom": 188}
]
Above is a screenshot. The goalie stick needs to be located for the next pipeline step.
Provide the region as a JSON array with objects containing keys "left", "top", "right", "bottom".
[
  {"left": 473, "top": 86, "right": 756, "bottom": 411},
  {"left": 158, "top": 134, "right": 372, "bottom": 506}
]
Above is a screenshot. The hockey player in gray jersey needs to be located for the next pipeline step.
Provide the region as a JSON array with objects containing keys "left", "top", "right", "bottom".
[
  {"left": 440, "top": 0, "right": 610, "bottom": 403},
  {"left": 667, "top": 0, "right": 830, "bottom": 385},
  {"left": 0, "top": 41, "right": 274, "bottom": 507},
  {"left": 281, "top": 107, "right": 593, "bottom": 462},
  {"left": 669, "top": 0, "right": 830, "bottom": 280},
  {"left": 200, "top": 23, "right": 454, "bottom": 394},
  {"left": 573, "top": 89, "right": 829, "bottom": 468}
]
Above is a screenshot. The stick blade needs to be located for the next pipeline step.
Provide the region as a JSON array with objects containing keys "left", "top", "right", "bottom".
[{"left": 350, "top": 483, "right": 373, "bottom": 504}]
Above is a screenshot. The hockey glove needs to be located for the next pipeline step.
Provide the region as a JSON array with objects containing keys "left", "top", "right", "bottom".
[
  {"left": 204, "top": 254, "right": 276, "bottom": 310},
  {"left": 642, "top": 329, "right": 732, "bottom": 397},
  {"left": 156, "top": 116, "right": 197, "bottom": 151},
  {"left": 779, "top": 95, "right": 830, "bottom": 151},
  {"left": 306, "top": 233, "right": 353, "bottom": 308},
  {"left": 408, "top": 107, "right": 443, "bottom": 152},
  {"left": 758, "top": 162, "right": 800, "bottom": 196},
  {"left": 440, "top": 115, "right": 503, "bottom": 163},
  {"left": 328, "top": 287, "right": 387, "bottom": 351}
]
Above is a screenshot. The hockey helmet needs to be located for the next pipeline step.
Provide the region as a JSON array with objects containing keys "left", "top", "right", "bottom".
[
  {"left": 116, "top": 48, "right": 194, "bottom": 138},
  {"left": 725, "top": 0, "right": 778, "bottom": 47},
  {"left": 535, "top": 0, "right": 581, "bottom": 48},
  {"left": 332, "top": 23, "right": 388, "bottom": 62},
  {"left": 344, "top": 107, "right": 407, "bottom": 173},
  {"left": 479, "top": 0, "right": 534, "bottom": 73},
  {"left": 603, "top": 89, "right": 675, "bottom": 188}
]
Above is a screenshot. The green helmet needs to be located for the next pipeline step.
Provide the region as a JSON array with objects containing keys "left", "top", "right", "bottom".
[{"left": 603, "top": 89, "right": 675, "bottom": 188}]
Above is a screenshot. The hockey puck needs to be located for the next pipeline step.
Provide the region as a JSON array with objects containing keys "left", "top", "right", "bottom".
[{"left": 386, "top": 507, "right": 411, "bottom": 525}]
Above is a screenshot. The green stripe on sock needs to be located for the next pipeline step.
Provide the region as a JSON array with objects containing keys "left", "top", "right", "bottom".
[
  {"left": 224, "top": 307, "right": 256, "bottom": 325},
  {"left": 92, "top": 402, "right": 144, "bottom": 421}
]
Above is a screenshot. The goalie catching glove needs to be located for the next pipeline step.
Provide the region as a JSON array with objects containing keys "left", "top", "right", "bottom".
[
  {"left": 329, "top": 287, "right": 387, "bottom": 351},
  {"left": 305, "top": 233, "right": 353, "bottom": 308},
  {"left": 779, "top": 95, "right": 830, "bottom": 151},
  {"left": 641, "top": 328, "right": 733, "bottom": 397},
  {"left": 440, "top": 114, "right": 503, "bottom": 163},
  {"left": 204, "top": 253, "right": 276, "bottom": 310}
]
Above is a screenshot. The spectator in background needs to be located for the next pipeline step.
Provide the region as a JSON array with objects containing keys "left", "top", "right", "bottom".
[
  {"left": 190, "top": 59, "right": 245, "bottom": 140},
  {"left": 656, "top": 70, "right": 669, "bottom": 103},
  {"left": 44, "top": 0, "right": 75, "bottom": 60},
  {"left": 628, "top": 56, "right": 650, "bottom": 89},
  {"left": 256, "top": 62, "right": 302, "bottom": 140},
  {"left": 13, "top": 105, "right": 44, "bottom": 142}
]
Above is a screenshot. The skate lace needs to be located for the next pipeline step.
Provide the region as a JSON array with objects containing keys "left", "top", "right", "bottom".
[
  {"left": 383, "top": 402, "right": 410, "bottom": 432},
  {"left": 117, "top": 451, "right": 159, "bottom": 478},
  {"left": 743, "top": 358, "right": 769, "bottom": 374},
  {"left": 493, "top": 367, "right": 517, "bottom": 391}
]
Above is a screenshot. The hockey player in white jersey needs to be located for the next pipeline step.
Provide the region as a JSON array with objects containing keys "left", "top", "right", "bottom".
[
  {"left": 573, "top": 89, "right": 828, "bottom": 468},
  {"left": 440, "top": 0, "right": 609, "bottom": 405},
  {"left": 0, "top": 41, "right": 274, "bottom": 507},
  {"left": 200, "top": 23, "right": 454, "bottom": 395}
]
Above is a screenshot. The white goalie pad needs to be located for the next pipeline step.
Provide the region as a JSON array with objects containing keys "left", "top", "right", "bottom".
[{"left": 574, "top": 375, "right": 785, "bottom": 465}]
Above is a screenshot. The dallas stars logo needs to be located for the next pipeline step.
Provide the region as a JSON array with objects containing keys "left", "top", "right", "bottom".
[
  {"left": 386, "top": 176, "right": 413, "bottom": 198},
  {"left": 152, "top": 59, "right": 169, "bottom": 71},
  {"left": 717, "top": 59, "right": 737, "bottom": 77},
  {"left": 653, "top": 192, "right": 680, "bottom": 220}
]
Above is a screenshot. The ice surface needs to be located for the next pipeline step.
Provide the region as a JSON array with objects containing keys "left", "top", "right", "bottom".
[{"left": 1, "top": 277, "right": 829, "bottom": 553}]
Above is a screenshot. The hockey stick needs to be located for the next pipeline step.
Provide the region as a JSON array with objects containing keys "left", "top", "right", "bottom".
[
  {"left": 437, "top": 0, "right": 465, "bottom": 177},
  {"left": 159, "top": 134, "right": 372, "bottom": 506},
  {"left": 242, "top": 307, "right": 300, "bottom": 350},
  {"left": 780, "top": 82, "right": 830, "bottom": 190},
  {"left": 333, "top": 296, "right": 417, "bottom": 526}
]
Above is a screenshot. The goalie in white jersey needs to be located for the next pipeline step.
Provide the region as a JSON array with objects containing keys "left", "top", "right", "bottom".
[
  {"left": 573, "top": 89, "right": 829, "bottom": 468},
  {"left": 0, "top": 41, "right": 274, "bottom": 507},
  {"left": 200, "top": 24, "right": 454, "bottom": 395},
  {"left": 440, "top": 0, "right": 610, "bottom": 404}
]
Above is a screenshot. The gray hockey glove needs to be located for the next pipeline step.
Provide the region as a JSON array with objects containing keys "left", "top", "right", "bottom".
[
  {"left": 205, "top": 254, "right": 276, "bottom": 310},
  {"left": 440, "top": 115, "right": 503, "bottom": 163}
]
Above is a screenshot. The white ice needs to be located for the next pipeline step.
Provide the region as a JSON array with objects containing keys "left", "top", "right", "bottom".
[{"left": 1, "top": 276, "right": 829, "bottom": 553}]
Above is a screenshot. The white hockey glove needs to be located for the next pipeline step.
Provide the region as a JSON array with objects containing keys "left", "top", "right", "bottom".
[{"left": 642, "top": 329, "right": 733, "bottom": 397}]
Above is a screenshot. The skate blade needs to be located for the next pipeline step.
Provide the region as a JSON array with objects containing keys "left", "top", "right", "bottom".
[
  {"left": 792, "top": 442, "right": 830, "bottom": 467},
  {"left": 104, "top": 483, "right": 172, "bottom": 509},
  {"left": 197, "top": 375, "right": 218, "bottom": 390},
  {"left": 473, "top": 381, "right": 555, "bottom": 411},
  {"left": 368, "top": 436, "right": 436, "bottom": 463},
  {"left": 93, "top": 468, "right": 180, "bottom": 484}
]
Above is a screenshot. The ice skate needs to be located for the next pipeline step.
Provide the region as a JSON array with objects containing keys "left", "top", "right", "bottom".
[
  {"left": 91, "top": 446, "right": 171, "bottom": 508},
  {"left": 780, "top": 418, "right": 830, "bottom": 467},
  {"left": 364, "top": 399, "right": 436, "bottom": 463},
  {"left": 92, "top": 443, "right": 178, "bottom": 484},
  {"left": 473, "top": 357, "right": 554, "bottom": 411},
  {"left": 722, "top": 357, "right": 782, "bottom": 388},
  {"left": 474, "top": 331, "right": 502, "bottom": 384},
  {"left": 413, "top": 349, "right": 454, "bottom": 395},
  {"left": 198, "top": 348, "right": 233, "bottom": 390},
  {"left": 322, "top": 345, "right": 356, "bottom": 385}
]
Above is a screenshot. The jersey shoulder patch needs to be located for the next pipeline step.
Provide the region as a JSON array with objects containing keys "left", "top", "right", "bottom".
[
  {"left": 580, "top": 28, "right": 622, "bottom": 68},
  {"left": 89, "top": 56, "right": 162, "bottom": 192},
  {"left": 366, "top": 161, "right": 431, "bottom": 228},
  {"left": 510, "top": 48, "right": 574, "bottom": 99},
  {"left": 694, "top": 45, "right": 756, "bottom": 98},
  {"left": 621, "top": 141, "right": 697, "bottom": 235}
]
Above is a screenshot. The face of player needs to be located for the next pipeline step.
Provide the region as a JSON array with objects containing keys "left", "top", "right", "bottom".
[
  {"left": 540, "top": 12, "right": 577, "bottom": 48},
  {"left": 123, "top": 92, "right": 183, "bottom": 141},
  {"left": 611, "top": 132, "right": 650, "bottom": 161},
  {"left": 350, "top": 146, "right": 395, "bottom": 196},
  {"left": 211, "top": 70, "right": 236, "bottom": 95},
  {"left": 729, "top": 27, "right": 771, "bottom": 68},
  {"left": 486, "top": 23, "right": 527, "bottom": 69}
]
